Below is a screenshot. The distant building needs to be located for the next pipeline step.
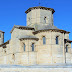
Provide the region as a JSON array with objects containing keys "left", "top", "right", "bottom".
[{"left": 0, "top": 6, "right": 72, "bottom": 67}]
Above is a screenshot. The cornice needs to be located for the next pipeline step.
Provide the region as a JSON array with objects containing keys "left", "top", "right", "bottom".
[
  {"left": 25, "top": 6, "right": 55, "bottom": 14},
  {"left": 33, "top": 29, "right": 70, "bottom": 34}
]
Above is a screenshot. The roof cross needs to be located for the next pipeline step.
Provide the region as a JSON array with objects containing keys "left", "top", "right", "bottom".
[
  {"left": 39, "top": 2, "right": 41, "bottom": 6},
  {"left": 39, "top": 0, "right": 41, "bottom": 6}
]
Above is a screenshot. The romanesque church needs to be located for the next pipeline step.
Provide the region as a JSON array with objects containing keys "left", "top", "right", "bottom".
[{"left": 0, "top": 6, "right": 72, "bottom": 66}]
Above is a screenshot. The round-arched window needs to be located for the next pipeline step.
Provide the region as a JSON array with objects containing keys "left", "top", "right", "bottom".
[
  {"left": 32, "top": 43, "right": 34, "bottom": 51},
  {"left": 43, "top": 36, "right": 46, "bottom": 45},
  {"left": 44, "top": 17, "right": 47, "bottom": 23}
]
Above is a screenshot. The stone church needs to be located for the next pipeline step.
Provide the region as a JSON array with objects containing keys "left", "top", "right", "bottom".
[{"left": 0, "top": 6, "right": 72, "bottom": 70}]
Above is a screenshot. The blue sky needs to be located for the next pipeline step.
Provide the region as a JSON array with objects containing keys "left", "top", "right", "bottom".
[{"left": 0, "top": 0, "right": 72, "bottom": 46}]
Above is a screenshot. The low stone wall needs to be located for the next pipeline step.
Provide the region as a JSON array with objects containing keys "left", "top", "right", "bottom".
[
  {"left": 0, "top": 65, "right": 72, "bottom": 72},
  {"left": 0, "top": 68, "right": 72, "bottom": 72}
]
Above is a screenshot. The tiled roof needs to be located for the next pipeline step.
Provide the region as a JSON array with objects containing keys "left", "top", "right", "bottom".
[
  {"left": 10, "top": 25, "right": 70, "bottom": 34},
  {"left": 10, "top": 25, "right": 35, "bottom": 33},
  {"left": 64, "top": 39, "right": 72, "bottom": 43},
  {"left": 25, "top": 6, "right": 55, "bottom": 14},
  {"left": 0, "top": 40, "right": 10, "bottom": 47},
  {"left": 33, "top": 25, "right": 70, "bottom": 34}
]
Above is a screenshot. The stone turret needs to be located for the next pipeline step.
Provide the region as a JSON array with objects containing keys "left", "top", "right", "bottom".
[
  {"left": 25, "top": 6, "right": 55, "bottom": 30},
  {"left": 0, "top": 30, "right": 4, "bottom": 45}
]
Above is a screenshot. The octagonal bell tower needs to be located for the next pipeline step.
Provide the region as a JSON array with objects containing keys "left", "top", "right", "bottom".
[{"left": 25, "top": 6, "right": 55, "bottom": 29}]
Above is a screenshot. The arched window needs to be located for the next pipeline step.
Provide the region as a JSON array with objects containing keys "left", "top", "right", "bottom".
[
  {"left": 43, "top": 36, "right": 46, "bottom": 45},
  {"left": 24, "top": 44, "right": 25, "bottom": 51},
  {"left": 66, "top": 45, "right": 68, "bottom": 52},
  {"left": 56, "top": 36, "right": 59, "bottom": 44},
  {"left": 44, "top": 17, "right": 47, "bottom": 23},
  {"left": 32, "top": 43, "right": 34, "bottom": 51}
]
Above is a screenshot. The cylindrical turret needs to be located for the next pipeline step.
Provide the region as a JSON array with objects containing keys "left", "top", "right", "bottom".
[{"left": 0, "top": 30, "right": 4, "bottom": 45}]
